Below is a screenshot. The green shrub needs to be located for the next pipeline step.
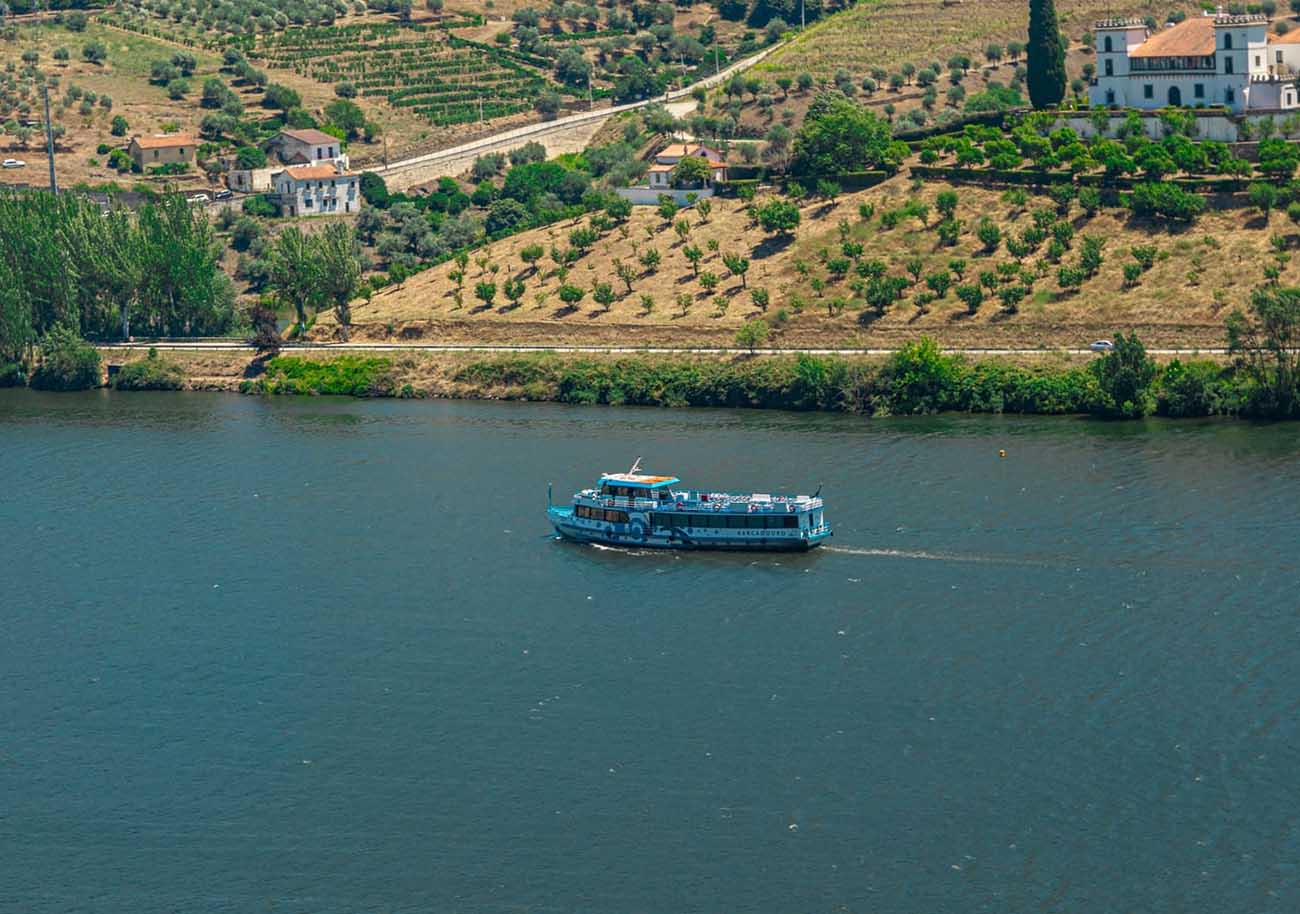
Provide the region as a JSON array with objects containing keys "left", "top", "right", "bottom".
[
  {"left": 1157, "top": 359, "right": 1241, "bottom": 417},
  {"left": 1126, "top": 182, "right": 1205, "bottom": 222},
  {"left": 252, "top": 356, "right": 395, "bottom": 396},
  {"left": 1089, "top": 331, "right": 1156, "bottom": 418},
  {"left": 442, "top": 344, "right": 1248, "bottom": 419},
  {"left": 112, "top": 348, "right": 185, "bottom": 390},
  {"left": 243, "top": 194, "right": 278, "bottom": 217},
  {"left": 30, "top": 326, "right": 101, "bottom": 391},
  {"left": 0, "top": 362, "right": 24, "bottom": 387}
]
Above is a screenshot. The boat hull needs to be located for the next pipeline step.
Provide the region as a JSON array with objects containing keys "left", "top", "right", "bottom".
[{"left": 549, "top": 508, "right": 830, "bottom": 552}]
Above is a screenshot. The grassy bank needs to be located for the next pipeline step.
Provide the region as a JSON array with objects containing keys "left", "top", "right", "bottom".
[{"left": 230, "top": 343, "right": 1263, "bottom": 419}]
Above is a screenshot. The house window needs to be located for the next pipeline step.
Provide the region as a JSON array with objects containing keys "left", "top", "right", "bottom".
[
  {"left": 1225, "top": 57, "right": 1234, "bottom": 74},
  {"left": 1143, "top": 84, "right": 1154, "bottom": 100},
  {"left": 1194, "top": 83, "right": 1204, "bottom": 99},
  {"left": 1255, "top": 55, "right": 1262, "bottom": 68},
  {"left": 1224, "top": 33, "right": 1233, "bottom": 50},
  {"left": 1279, "top": 51, "right": 1285, "bottom": 64},
  {"left": 1104, "top": 35, "right": 1113, "bottom": 53},
  {"left": 1226, "top": 87, "right": 1236, "bottom": 104},
  {"left": 1104, "top": 59, "right": 1114, "bottom": 76},
  {"left": 154, "top": 150, "right": 159, "bottom": 159},
  {"left": 1106, "top": 89, "right": 1116, "bottom": 105}
]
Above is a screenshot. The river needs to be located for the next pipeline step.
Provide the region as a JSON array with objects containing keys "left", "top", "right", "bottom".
[{"left": 3, "top": 390, "right": 1299, "bottom": 913}]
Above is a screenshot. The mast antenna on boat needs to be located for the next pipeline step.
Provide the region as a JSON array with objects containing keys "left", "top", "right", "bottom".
[{"left": 629, "top": 457, "right": 643, "bottom": 475}]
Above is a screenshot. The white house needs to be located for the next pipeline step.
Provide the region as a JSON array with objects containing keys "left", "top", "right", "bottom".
[
  {"left": 1090, "top": 10, "right": 1300, "bottom": 112},
  {"left": 269, "top": 128, "right": 347, "bottom": 166},
  {"left": 646, "top": 143, "right": 727, "bottom": 190},
  {"left": 228, "top": 128, "right": 350, "bottom": 193},
  {"left": 272, "top": 162, "right": 360, "bottom": 217}
]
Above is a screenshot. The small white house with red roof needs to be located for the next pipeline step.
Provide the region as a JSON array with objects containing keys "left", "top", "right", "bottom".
[
  {"left": 271, "top": 161, "right": 360, "bottom": 217},
  {"left": 646, "top": 142, "right": 727, "bottom": 190}
]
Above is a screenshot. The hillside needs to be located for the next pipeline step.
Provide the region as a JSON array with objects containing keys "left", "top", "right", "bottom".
[
  {"left": 307, "top": 175, "right": 1262, "bottom": 350},
  {"left": 759, "top": 0, "right": 1206, "bottom": 82}
]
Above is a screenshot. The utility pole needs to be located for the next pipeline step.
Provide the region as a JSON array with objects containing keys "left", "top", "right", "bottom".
[
  {"left": 801, "top": 0, "right": 805, "bottom": 31},
  {"left": 587, "top": 72, "right": 593, "bottom": 111},
  {"left": 714, "top": 43, "right": 720, "bottom": 78},
  {"left": 42, "top": 83, "right": 56, "bottom": 194}
]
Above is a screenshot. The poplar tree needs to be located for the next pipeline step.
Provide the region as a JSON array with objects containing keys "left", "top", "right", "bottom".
[{"left": 1027, "top": 0, "right": 1066, "bottom": 109}]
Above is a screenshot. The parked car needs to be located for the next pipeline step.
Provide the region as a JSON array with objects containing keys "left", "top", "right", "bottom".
[
  {"left": 1089, "top": 340, "right": 1115, "bottom": 352},
  {"left": 186, "top": 193, "right": 210, "bottom": 204},
  {"left": 213, "top": 189, "right": 233, "bottom": 201},
  {"left": 2, "top": 159, "right": 26, "bottom": 168}
]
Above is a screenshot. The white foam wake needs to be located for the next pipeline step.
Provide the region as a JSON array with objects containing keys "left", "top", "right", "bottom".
[{"left": 823, "top": 545, "right": 1043, "bottom": 566}]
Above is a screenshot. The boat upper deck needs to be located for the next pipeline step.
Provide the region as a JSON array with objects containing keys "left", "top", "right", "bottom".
[{"left": 581, "top": 486, "right": 822, "bottom": 514}]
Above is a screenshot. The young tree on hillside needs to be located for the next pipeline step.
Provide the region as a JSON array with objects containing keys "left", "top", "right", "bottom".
[
  {"left": 268, "top": 228, "right": 323, "bottom": 336},
  {"left": 1227, "top": 285, "right": 1300, "bottom": 417},
  {"left": 316, "top": 223, "right": 364, "bottom": 340},
  {"left": 324, "top": 100, "right": 366, "bottom": 140},
  {"left": 1027, "top": 0, "right": 1066, "bottom": 109},
  {"left": 263, "top": 83, "right": 301, "bottom": 115},
  {"left": 735, "top": 319, "right": 769, "bottom": 354}
]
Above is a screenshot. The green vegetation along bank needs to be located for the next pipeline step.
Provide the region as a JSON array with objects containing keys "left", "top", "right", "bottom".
[
  {"left": 6, "top": 282, "right": 1298, "bottom": 419},
  {"left": 231, "top": 331, "right": 1295, "bottom": 420}
]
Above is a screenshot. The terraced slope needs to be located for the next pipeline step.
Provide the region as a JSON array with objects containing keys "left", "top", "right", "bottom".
[{"left": 758, "top": 0, "right": 1206, "bottom": 81}]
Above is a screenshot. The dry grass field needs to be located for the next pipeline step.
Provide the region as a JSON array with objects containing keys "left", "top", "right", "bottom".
[{"left": 308, "top": 174, "right": 1273, "bottom": 350}]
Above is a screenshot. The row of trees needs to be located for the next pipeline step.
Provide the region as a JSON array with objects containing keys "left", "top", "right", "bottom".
[{"left": 0, "top": 191, "right": 235, "bottom": 364}]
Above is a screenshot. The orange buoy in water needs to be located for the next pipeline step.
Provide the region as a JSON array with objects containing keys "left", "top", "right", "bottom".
[{"left": 999, "top": 449, "right": 1006, "bottom": 458}]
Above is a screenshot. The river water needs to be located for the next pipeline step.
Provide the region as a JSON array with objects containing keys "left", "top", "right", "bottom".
[{"left": 3, "top": 390, "right": 1300, "bottom": 913}]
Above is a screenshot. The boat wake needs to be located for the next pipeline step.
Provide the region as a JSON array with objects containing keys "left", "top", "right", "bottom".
[{"left": 823, "top": 545, "right": 1049, "bottom": 566}]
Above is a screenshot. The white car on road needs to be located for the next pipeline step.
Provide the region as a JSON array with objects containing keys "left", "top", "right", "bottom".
[
  {"left": 1089, "top": 340, "right": 1115, "bottom": 352},
  {"left": 186, "top": 193, "right": 210, "bottom": 204},
  {"left": 2, "top": 158, "right": 26, "bottom": 168}
]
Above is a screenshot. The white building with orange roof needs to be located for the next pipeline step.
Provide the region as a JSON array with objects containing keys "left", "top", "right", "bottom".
[
  {"left": 128, "top": 133, "right": 197, "bottom": 171},
  {"left": 271, "top": 161, "right": 360, "bottom": 217},
  {"left": 645, "top": 142, "right": 726, "bottom": 191},
  {"left": 1090, "top": 10, "right": 1300, "bottom": 112}
]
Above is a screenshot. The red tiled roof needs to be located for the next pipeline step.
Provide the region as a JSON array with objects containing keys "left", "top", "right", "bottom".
[
  {"left": 279, "top": 128, "right": 341, "bottom": 145},
  {"left": 278, "top": 165, "right": 353, "bottom": 181},
  {"left": 658, "top": 143, "right": 724, "bottom": 162},
  {"left": 1130, "top": 17, "right": 1215, "bottom": 58},
  {"left": 131, "top": 133, "right": 196, "bottom": 150}
]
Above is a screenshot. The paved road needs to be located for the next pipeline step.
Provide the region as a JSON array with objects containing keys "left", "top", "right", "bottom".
[
  {"left": 364, "top": 40, "right": 787, "bottom": 185},
  {"left": 98, "top": 341, "right": 1231, "bottom": 356}
]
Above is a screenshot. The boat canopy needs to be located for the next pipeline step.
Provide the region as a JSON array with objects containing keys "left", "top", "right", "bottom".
[{"left": 599, "top": 473, "right": 680, "bottom": 489}]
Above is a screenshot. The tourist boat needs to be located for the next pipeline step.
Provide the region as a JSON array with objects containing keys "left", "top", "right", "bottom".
[{"left": 547, "top": 460, "right": 831, "bottom": 551}]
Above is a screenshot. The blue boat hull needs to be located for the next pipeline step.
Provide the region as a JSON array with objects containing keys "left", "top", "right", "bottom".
[{"left": 548, "top": 507, "right": 831, "bottom": 552}]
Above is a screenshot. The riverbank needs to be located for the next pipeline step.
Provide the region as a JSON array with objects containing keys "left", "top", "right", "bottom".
[{"left": 79, "top": 343, "right": 1261, "bottom": 419}]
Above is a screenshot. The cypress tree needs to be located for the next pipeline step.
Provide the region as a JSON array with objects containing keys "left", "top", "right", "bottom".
[{"left": 1027, "top": 0, "right": 1066, "bottom": 109}]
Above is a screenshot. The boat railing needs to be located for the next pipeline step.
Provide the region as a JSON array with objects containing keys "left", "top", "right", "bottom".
[{"left": 580, "top": 489, "right": 823, "bottom": 514}]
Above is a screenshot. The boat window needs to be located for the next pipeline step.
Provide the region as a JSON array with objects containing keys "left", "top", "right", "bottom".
[{"left": 576, "top": 504, "right": 628, "bottom": 523}]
